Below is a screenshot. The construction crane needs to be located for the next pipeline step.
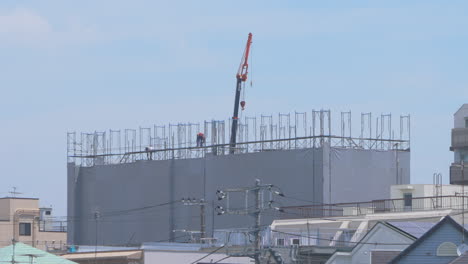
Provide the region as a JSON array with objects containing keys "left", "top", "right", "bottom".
[{"left": 229, "top": 33, "right": 253, "bottom": 154}]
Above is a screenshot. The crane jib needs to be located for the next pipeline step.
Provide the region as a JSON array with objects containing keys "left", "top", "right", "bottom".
[{"left": 230, "top": 33, "right": 252, "bottom": 154}]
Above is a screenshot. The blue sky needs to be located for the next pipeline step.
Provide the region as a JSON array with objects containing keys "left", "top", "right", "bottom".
[{"left": 0, "top": 1, "right": 467, "bottom": 216}]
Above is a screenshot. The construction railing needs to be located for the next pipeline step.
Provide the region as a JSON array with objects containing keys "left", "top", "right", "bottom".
[{"left": 67, "top": 110, "right": 411, "bottom": 167}]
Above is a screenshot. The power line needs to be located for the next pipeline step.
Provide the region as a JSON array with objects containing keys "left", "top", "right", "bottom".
[
  {"left": 189, "top": 245, "right": 226, "bottom": 264},
  {"left": 213, "top": 255, "right": 231, "bottom": 263},
  {"left": 100, "top": 201, "right": 179, "bottom": 217}
]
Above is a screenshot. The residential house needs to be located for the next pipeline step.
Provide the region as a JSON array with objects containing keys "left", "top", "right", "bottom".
[
  {"left": 325, "top": 222, "right": 417, "bottom": 264},
  {"left": 390, "top": 215, "right": 468, "bottom": 264}
]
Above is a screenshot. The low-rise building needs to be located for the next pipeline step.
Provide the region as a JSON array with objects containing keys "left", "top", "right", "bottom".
[
  {"left": 269, "top": 189, "right": 468, "bottom": 263},
  {"left": 0, "top": 197, "right": 66, "bottom": 251},
  {"left": 325, "top": 222, "right": 417, "bottom": 264},
  {"left": 60, "top": 243, "right": 252, "bottom": 264}
]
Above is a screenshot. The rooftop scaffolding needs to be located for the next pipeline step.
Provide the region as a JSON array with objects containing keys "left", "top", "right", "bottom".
[{"left": 67, "top": 109, "right": 410, "bottom": 167}]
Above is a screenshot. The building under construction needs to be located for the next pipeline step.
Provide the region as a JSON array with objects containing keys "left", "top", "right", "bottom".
[{"left": 67, "top": 110, "right": 411, "bottom": 246}]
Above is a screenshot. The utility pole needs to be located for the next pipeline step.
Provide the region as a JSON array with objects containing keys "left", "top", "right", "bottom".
[
  {"left": 94, "top": 210, "right": 100, "bottom": 264},
  {"left": 216, "top": 179, "right": 284, "bottom": 264},
  {"left": 461, "top": 159, "right": 465, "bottom": 244},
  {"left": 393, "top": 143, "right": 400, "bottom": 184},
  {"left": 454, "top": 160, "right": 466, "bottom": 243},
  {"left": 11, "top": 239, "right": 16, "bottom": 264},
  {"left": 201, "top": 200, "right": 206, "bottom": 240},
  {"left": 253, "top": 180, "right": 262, "bottom": 264}
]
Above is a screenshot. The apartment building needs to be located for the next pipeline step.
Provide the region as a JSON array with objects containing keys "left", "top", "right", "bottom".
[{"left": 450, "top": 104, "right": 468, "bottom": 184}]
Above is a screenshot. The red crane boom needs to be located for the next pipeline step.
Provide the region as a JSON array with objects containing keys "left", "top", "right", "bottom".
[{"left": 230, "top": 33, "right": 253, "bottom": 154}]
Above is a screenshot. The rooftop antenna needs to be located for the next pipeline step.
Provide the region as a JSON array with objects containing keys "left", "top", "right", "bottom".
[
  {"left": 18, "top": 254, "right": 43, "bottom": 264},
  {"left": 9, "top": 187, "right": 22, "bottom": 198}
]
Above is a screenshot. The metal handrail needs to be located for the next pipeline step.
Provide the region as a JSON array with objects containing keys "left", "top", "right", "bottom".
[{"left": 280, "top": 195, "right": 468, "bottom": 219}]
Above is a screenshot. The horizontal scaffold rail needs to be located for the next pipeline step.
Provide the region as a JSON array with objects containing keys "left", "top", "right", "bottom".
[{"left": 67, "top": 110, "right": 411, "bottom": 166}]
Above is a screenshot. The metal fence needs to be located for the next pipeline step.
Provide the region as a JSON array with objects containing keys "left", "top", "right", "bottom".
[
  {"left": 38, "top": 220, "right": 67, "bottom": 232},
  {"left": 281, "top": 195, "right": 468, "bottom": 219}
]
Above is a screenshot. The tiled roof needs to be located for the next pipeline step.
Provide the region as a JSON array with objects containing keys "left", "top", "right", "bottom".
[{"left": 0, "top": 242, "right": 77, "bottom": 264}]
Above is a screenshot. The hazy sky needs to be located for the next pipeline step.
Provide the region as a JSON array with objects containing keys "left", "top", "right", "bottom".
[{"left": 0, "top": 1, "right": 467, "bottom": 216}]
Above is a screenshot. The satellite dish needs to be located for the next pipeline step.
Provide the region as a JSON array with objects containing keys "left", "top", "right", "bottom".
[{"left": 457, "top": 243, "right": 468, "bottom": 256}]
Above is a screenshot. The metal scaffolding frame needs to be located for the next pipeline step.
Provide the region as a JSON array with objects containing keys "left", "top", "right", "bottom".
[{"left": 67, "top": 109, "right": 411, "bottom": 166}]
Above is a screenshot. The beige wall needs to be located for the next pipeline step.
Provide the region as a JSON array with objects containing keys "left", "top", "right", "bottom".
[
  {"left": 0, "top": 200, "right": 10, "bottom": 221},
  {"left": 0, "top": 198, "right": 66, "bottom": 251}
]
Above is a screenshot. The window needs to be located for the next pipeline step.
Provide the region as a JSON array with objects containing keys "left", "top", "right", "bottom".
[
  {"left": 45, "top": 211, "right": 51, "bottom": 216},
  {"left": 19, "top": 223, "right": 31, "bottom": 236},
  {"left": 276, "top": 238, "right": 285, "bottom": 246},
  {"left": 437, "top": 242, "right": 458, "bottom": 256},
  {"left": 291, "top": 238, "right": 300, "bottom": 245},
  {"left": 404, "top": 193, "right": 412, "bottom": 207},
  {"left": 465, "top": 118, "right": 468, "bottom": 128}
]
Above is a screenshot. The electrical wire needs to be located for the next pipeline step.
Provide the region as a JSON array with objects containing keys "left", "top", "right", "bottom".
[
  {"left": 100, "top": 200, "right": 178, "bottom": 217},
  {"left": 188, "top": 245, "right": 226, "bottom": 264},
  {"left": 280, "top": 194, "right": 321, "bottom": 205},
  {"left": 213, "top": 255, "right": 231, "bottom": 263}
]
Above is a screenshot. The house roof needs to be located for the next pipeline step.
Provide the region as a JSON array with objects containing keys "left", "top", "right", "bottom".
[
  {"left": 347, "top": 221, "right": 418, "bottom": 250},
  {"left": 61, "top": 250, "right": 142, "bottom": 260},
  {"left": 386, "top": 221, "right": 436, "bottom": 238},
  {"left": 455, "top": 104, "right": 468, "bottom": 116},
  {"left": 324, "top": 222, "right": 416, "bottom": 264},
  {"left": 0, "top": 197, "right": 38, "bottom": 200},
  {"left": 345, "top": 222, "right": 416, "bottom": 252},
  {"left": 0, "top": 242, "right": 77, "bottom": 264},
  {"left": 389, "top": 215, "right": 468, "bottom": 264}
]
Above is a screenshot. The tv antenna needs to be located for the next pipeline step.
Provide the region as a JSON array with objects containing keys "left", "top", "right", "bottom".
[{"left": 9, "top": 187, "right": 22, "bottom": 198}]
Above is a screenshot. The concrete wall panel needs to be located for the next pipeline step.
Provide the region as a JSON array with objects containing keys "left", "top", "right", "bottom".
[{"left": 68, "top": 147, "right": 409, "bottom": 246}]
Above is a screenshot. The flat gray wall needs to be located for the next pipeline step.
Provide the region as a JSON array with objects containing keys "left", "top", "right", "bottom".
[
  {"left": 323, "top": 146, "right": 410, "bottom": 204},
  {"left": 67, "top": 147, "right": 409, "bottom": 246}
]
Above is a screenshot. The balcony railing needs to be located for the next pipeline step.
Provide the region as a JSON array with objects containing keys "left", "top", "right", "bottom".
[
  {"left": 39, "top": 220, "right": 67, "bottom": 232},
  {"left": 281, "top": 195, "right": 468, "bottom": 219}
]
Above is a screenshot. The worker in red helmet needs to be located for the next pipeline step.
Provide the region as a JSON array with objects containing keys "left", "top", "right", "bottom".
[{"left": 196, "top": 132, "right": 205, "bottom": 147}]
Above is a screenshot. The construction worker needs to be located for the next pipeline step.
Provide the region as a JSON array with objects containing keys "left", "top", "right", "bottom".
[
  {"left": 196, "top": 132, "right": 205, "bottom": 147},
  {"left": 145, "top": 146, "right": 153, "bottom": 160}
]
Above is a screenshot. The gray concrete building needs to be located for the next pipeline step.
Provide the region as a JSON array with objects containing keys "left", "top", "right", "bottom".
[
  {"left": 450, "top": 104, "right": 468, "bottom": 184},
  {"left": 67, "top": 110, "right": 410, "bottom": 246}
]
